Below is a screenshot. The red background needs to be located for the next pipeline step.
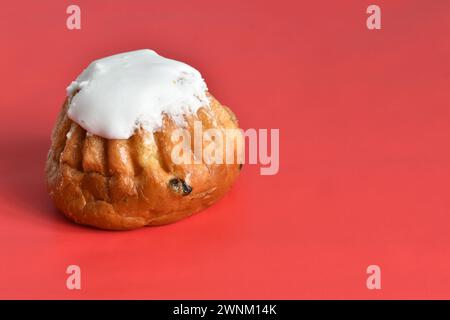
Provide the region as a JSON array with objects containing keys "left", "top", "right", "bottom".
[{"left": 1, "top": 0, "right": 449, "bottom": 299}]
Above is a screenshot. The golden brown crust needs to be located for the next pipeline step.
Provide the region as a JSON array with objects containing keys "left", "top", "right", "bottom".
[{"left": 46, "top": 95, "right": 241, "bottom": 230}]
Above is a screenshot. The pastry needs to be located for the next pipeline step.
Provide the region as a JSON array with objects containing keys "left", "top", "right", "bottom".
[{"left": 46, "top": 49, "right": 242, "bottom": 230}]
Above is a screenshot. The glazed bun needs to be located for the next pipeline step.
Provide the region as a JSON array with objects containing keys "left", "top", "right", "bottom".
[{"left": 45, "top": 50, "right": 242, "bottom": 230}]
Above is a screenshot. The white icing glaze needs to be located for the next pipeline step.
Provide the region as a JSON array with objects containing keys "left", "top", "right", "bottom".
[
  {"left": 66, "top": 123, "right": 76, "bottom": 139},
  {"left": 66, "top": 49, "right": 209, "bottom": 139}
]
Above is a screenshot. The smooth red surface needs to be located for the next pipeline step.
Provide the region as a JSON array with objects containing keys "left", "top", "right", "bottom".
[{"left": 1, "top": 0, "right": 449, "bottom": 299}]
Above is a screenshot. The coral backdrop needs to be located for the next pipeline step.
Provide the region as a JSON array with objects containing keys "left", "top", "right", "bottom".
[{"left": 0, "top": 0, "right": 449, "bottom": 298}]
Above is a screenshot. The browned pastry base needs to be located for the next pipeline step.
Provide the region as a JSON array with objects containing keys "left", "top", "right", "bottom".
[{"left": 46, "top": 95, "right": 241, "bottom": 230}]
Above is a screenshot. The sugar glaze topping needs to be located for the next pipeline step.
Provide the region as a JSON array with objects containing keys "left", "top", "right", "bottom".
[{"left": 66, "top": 49, "right": 209, "bottom": 139}]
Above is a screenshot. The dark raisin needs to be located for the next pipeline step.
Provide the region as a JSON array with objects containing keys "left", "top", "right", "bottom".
[
  {"left": 239, "top": 163, "right": 243, "bottom": 170},
  {"left": 169, "top": 178, "right": 192, "bottom": 196}
]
